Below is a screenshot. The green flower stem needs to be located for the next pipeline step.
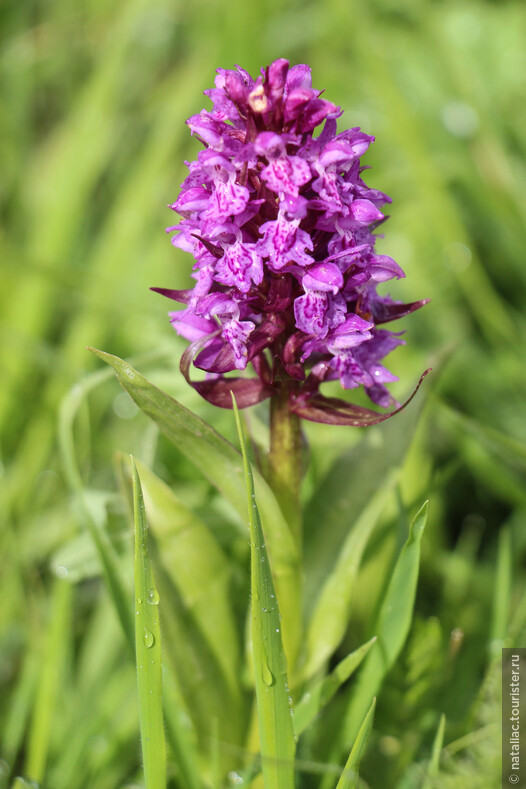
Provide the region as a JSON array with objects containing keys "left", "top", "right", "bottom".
[
  {"left": 266, "top": 382, "right": 304, "bottom": 679},
  {"left": 268, "top": 383, "right": 302, "bottom": 550}
]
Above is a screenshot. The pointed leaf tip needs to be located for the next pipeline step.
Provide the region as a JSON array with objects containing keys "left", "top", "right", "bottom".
[{"left": 87, "top": 346, "right": 113, "bottom": 364}]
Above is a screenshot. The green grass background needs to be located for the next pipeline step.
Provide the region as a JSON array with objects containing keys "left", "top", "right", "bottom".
[{"left": 1, "top": 0, "right": 526, "bottom": 787}]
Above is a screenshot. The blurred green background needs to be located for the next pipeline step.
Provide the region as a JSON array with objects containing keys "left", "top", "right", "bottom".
[{"left": 1, "top": 0, "right": 526, "bottom": 787}]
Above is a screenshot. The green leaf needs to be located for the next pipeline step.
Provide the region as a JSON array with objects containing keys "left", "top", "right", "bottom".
[
  {"left": 303, "top": 397, "right": 426, "bottom": 618},
  {"left": 335, "top": 698, "right": 376, "bottom": 789},
  {"left": 490, "top": 526, "right": 512, "bottom": 655},
  {"left": 294, "top": 637, "right": 376, "bottom": 737},
  {"left": 422, "top": 713, "right": 446, "bottom": 789},
  {"left": 162, "top": 671, "right": 203, "bottom": 789},
  {"left": 143, "top": 522, "right": 245, "bottom": 774},
  {"left": 132, "top": 458, "right": 166, "bottom": 789},
  {"left": 90, "top": 348, "right": 302, "bottom": 667},
  {"left": 59, "top": 371, "right": 135, "bottom": 652},
  {"left": 118, "top": 458, "right": 245, "bottom": 777},
  {"left": 129, "top": 458, "right": 240, "bottom": 697},
  {"left": 303, "top": 479, "right": 394, "bottom": 679},
  {"left": 342, "top": 501, "right": 428, "bottom": 744},
  {"left": 233, "top": 399, "right": 296, "bottom": 789},
  {"left": 25, "top": 579, "right": 73, "bottom": 784}
]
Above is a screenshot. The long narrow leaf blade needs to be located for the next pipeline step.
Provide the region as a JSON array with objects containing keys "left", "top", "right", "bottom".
[
  {"left": 336, "top": 698, "right": 376, "bottom": 789},
  {"left": 294, "top": 637, "right": 376, "bottom": 737},
  {"left": 490, "top": 526, "right": 511, "bottom": 654},
  {"left": 303, "top": 394, "right": 426, "bottom": 616},
  {"left": 304, "top": 480, "right": 394, "bottom": 679},
  {"left": 122, "top": 455, "right": 245, "bottom": 772},
  {"left": 162, "top": 671, "right": 203, "bottom": 789},
  {"left": 129, "top": 458, "right": 240, "bottom": 695},
  {"left": 132, "top": 458, "right": 166, "bottom": 789},
  {"left": 25, "top": 579, "right": 72, "bottom": 784},
  {"left": 422, "top": 713, "right": 446, "bottom": 789},
  {"left": 343, "top": 501, "right": 428, "bottom": 744},
  {"left": 233, "top": 400, "right": 296, "bottom": 789},
  {"left": 59, "top": 372, "right": 135, "bottom": 652}
]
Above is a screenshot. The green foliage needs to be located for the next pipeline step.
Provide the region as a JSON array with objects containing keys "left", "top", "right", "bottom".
[
  {"left": 2, "top": 1, "right": 526, "bottom": 788},
  {"left": 336, "top": 699, "right": 376, "bottom": 789},
  {"left": 132, "top": 459, "right": 166, "bottom": 789},
  {"left": 234, "top": 401, "right": 296, "bottom": 789}
]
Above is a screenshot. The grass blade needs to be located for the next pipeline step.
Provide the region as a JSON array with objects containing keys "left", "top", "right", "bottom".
[
  {"left": 24, "top": 578, "right": 72, "bottom": 784},
  {"left": 294, "top": 637, "right": 376, "bottom": 738},
  {"left": 130, "top": 458, "right": 240, "bottom": 696},
  {"left": 304, "top": 479, "right": 394, "bottom": 679},
  {"left": 336, "top": 697, "right": 376, "bottom": 789},
  {"left": 162, "top": 670, "right": 203, "bottom": 789},
  {"left": 233, "top": 399, "right": 296, "bottom": 789},
  {"left": 118, "top": 456, "right": 245, "bottom": 772},
  {"left": 59, "top": 371, "right": 135, "bottom": 651},
  {"left": 132, "top": 458, "right": 166, "bottom": 789},
  {"left": 303, "top": 394, "right": 426, "bottom": 617},
  {"left": 490, "top": 527, "right": 511, "bottom": 655},
  {"left": 342, "top": 502, "right": 428, "bottom": 745},
  {"left": 422, "top": 713, "right": 446, "bottom": 789}
]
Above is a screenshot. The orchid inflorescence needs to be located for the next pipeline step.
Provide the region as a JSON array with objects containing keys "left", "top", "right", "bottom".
[{"left": 154, "top": 58, "right": 428, "bottom": 425}]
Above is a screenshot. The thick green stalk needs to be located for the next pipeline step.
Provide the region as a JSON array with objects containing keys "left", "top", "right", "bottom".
[{"left": 268, "top": 383, "right": 302, "bottom": 549}]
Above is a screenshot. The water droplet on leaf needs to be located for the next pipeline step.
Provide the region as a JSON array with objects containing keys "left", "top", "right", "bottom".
[
  {"left": 262, "top": 662, "right": 274, "bottom": 686},
  {"left": 143, "top": 628, "right": 154, "bottom": 648},
  {"left": 147, "top": 588, "right": 160, "bottom": 605}
]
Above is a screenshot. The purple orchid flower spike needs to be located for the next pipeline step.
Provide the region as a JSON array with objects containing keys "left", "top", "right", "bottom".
[{"left": 153, "top": 59, "right": 429, "bottom": 426}]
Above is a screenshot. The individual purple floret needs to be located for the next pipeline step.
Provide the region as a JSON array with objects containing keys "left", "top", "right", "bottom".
[{"left": 154, "top": 59, "right": 429, "bottom": 425}]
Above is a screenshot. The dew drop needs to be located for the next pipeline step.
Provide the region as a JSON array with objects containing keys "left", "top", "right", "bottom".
[
  {"left": 147, "top": 588, "right": 160, "bottom": 605},
  {"left": 143, "top": 628, "right": 155, "bottom": 648},
  {"left": 136, "top": 596, "right": 143, "bottom": 605},
  {"left": 228, "top": 771, "right": 244, "bottom": 786},
  {"left": 262, "top": 662, "right": 274, "bottom": 687}
]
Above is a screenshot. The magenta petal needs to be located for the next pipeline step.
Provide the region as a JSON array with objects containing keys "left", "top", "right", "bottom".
[
  {"left": 180, "top": 336, "right": 272, "bottom": 408},
  {"left": 350, "top": 199, "right": 384, "bottom": 224},
  {"left": 169, "top": 311, "right": 216, "bottom": 341},
  {"left": 267, "top": 58, "right": 289, "bottom": 104},
  {"left": 195, "top": 340, "right": 237, "bottom": 374},
  {"left": 173, "top": 187, "right": 211, "bottom": 213},
  {"left": 302, "top": 262, "right": 344, "bottom": 294},
  {"left": 261, "top": 156, "right": 311, "bottom": 196},
  {"left": 285, "top": 64, "right": 312, "bottom": 92}
]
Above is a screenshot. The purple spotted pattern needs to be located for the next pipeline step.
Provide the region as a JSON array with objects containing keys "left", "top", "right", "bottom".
[{"left": 154, "top": 59, "right": 429, "bottom": 425}]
